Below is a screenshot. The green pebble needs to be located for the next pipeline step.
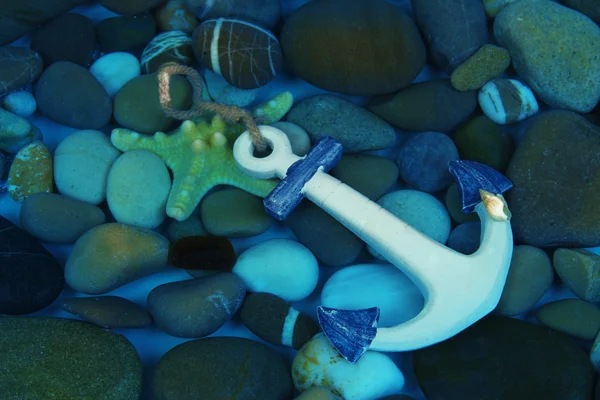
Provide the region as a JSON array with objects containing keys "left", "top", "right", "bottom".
[
  {"left": 444, "top": 183, "right": 479, "bottom": 224},
  {"left": 330, "top": 154, "right": 399, "bottom": 200},
  {"left": 450, "top": 45, "right": 511, "bottom": 91},
  {"left": 536, "top": 298, "right": 600, "bottom": 340},
  {"left": 451, "top": 115, "right": 514, "bottom": 173},
  {"left": 253, "top": 91, "right": 294, "bottom": 124},
  {"left": 553, "top": 248, "right": 600, "bottom": 302}
]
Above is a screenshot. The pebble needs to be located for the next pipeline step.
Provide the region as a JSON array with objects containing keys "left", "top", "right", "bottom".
[
  {"left": 107, "top": 150, "right": 171, "bottom": 229},
  {"left": 185, "top": 0, "right": 282, "bottom": 29},
  {"left": 113, "top": 72, "right": 192, "bottom": 134},
  {"left": 286, "top": 201, "right": 364, "bottom": 267},
  {"left": 147, "top": 273, "right": 246, "bottom": 338},
  {"left": 252, "top": 91, "right": 294, "bottom": 124},
  {"left": 412, "top": 0, "right": 489, "bottom": 74},
  {"left": 294, "top": 387, "right": 337, "bottom": 400},
  {"left": 536, "top": 299, "right": 600, "bottom": 340},
  {"left": 494, "top": 0, "right": 600, "bottom": 113},
  {"left": 330, "top": 154, "right": 399, "bottom": 201},
  {"left": 2, "top": 90, "right": 37, "bottom": 118},
  {"left": 152, "top": 337, "right": 293, "bottom": 400},
  {"left": 292, "top": 333, "right": 405, "bottom": 399},
  {"left": 155, "top": 0, "right": 199, "bottom": 33},
  {"left": 450, "top": 44, "right": 511, "bottom": 92},
  {"left": 0, "top": 216, "right": 64, "bottom": 315},
  {"left": 203, "top": 69, "right": 257, "bottom": 107},
  {"left": 286, "top": 94, "right": 396, "bottom": 153},
  {"left": 271, "top": 121, "right": 311, "bottom": 156},
  {"left": 165, "top": 213, "right": 207, "bottom": 242},
  {"left": 368, "top": 190, "right": 451, "bottom": 259},
  {"left": 495, "top": 245, "right": 554, "bottom": 316},
  {"left": 62, "top": 296, "right": 152, "bottom": 329},
  {"left": 89, "top": 52, "right": 141, "bottom": 98},
  {"left": 141, "top": 30, "right": 194, "bottom": 74},
  {"left": 168, "top": 235, "right": 236, "bottom": 272},
  {"left": 553, "top": 248, "right": 600, "bottom": 303},
  {"left": 54, "top": 130, "right": 121, "bottom": 205},
  {"left": 396, "top": 131, "right": 459, "bottom": 193},
  {"left": 321, "top": 264, "right": 424, "bottom": 327},
  {"left": 451, "top": 115, "right": 514, "bottom": 173},
  {"left": 96, "top": 14, "right": 157, "bottom": 55},
  {"left": 30, "top": 13, "right": 96, "bottom": 68},
  {"left": 414, "top": 315, "right": 595, "bottom": 399},
  {"left": 0, "top": 108, "right": 41, "bottom": 154},
  {"left": 100, "top": 0, "right": 164, "bottom": 15},
  {"left": 20, "top": 193, "right": 106, "bottom": 244},
  {"left": 65, "top": 223, "right": 170, "bottom": 294},
  {"left": 445, "top": 183, "right": 479, "bottom": 224},
  {"left": 483, "top": 0, "right": 515, "bottom": 17},
  {"left": 7, "top": 140, "right": 53, "bottom": 202},
  {"left": 280, "top": 0, "right": 425, "bottom": 96},
  {"left": 240, "top": 292, "right": 320, "bottom": 349},
  {"left": 35, "top": 61, "right": 112, "bottom": 129},
  {"left": 506, "top": 110, "right": 600, "bottom": 247},
  {"left": 369, "top": 79, "right": 478, "bottom": 132},
  {"left": 192, "top": 18, "right": 282, "bottom": 89},
  {"left": 0, "top": 46, "right": 43, "bottom": 96},
  {"left": 446, "top": 222, "right": 481, "bottom": 255},
  {"left": 200, "top": 187, "right": 271, "bottom": 238},
  {"left": 0, "top": 317, "right": 142, "bottom": 399},
  {"left": 479, "top": 78, "right": 539, "bottom": 125},
  {"left": 233, "top": 238, "right": 319, "bottom": 302}
]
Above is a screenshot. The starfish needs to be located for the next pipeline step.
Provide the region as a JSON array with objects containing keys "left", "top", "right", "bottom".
[{"left": 110, "top": 115, "right": 279, "bottom": 221}]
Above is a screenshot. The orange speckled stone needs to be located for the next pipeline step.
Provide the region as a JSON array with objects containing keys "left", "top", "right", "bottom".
[{"left": 8, "top": 140, "right": 53, "bottom": 202}]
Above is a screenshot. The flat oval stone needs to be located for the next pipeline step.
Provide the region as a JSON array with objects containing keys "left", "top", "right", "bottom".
[
  {"left": 62, "top": 296, "right": 152, "bottom": 329},
  {"left": 200, "top": 187, "right": 271, "bottom": 238},
  {"left": 65, "top": 223, "right": 170, "bottom": 294},
  {"left": 0, "top": 317, "right": 142, "bottom": 399},
  {"left": 495, "top": 245, "right": 553, "bottom": 316},
  {"left": 168, "top": 235, "right": 236, "bottom": 272},
  {"left": 447, "top": 222, "right": 481, "bottom": 255},
  {"left": 90, "top": 52, "right": 141, "bottom": 98},
  {"left": 280, "top": 0, "right": 425, "bottom": 96},
  {"left": 2, "top": 90, "right": 37, "bottom": 118},
  {"left": 295, "top": 387, "right": 337, "bottom": 400},
  {"left": 152, "top": 337, "right": 293, "bottom": 400},
  {"left": 369, "top": 79, "right": 478, "bottom": 132},
  {"left": 233, "top": 238, "right": 319, "bottom": 302},
  {"left": 330, "top": 154, "right": 399, "bottom": 201},
  {"left": 0, "top": 46, "right": 43, "bottom": 96},
  {"left": 96, "top": 14, "right": 157, "bottom": 55},
  {"left": 20, "top": 192, "right": 106, "bottom": 244},
  {"left": 415, "top": 315, "right": 595, "bottom": 399},
  {"left": 321, "top": 263, "right": 424, "bottom": 328},
  {"left": 536, "top": 298, "right": 600, "bottom": 340},
  {"left": 185, "top": 0, "right": 281, "bottom": 29},
  {"left": 54, "top": 129, "right": 121, "bottom": 205},
  {"left": 450, "top": 45, "right": 511, "bottom": 92},
  {"left": 35, "top": 61, "right": 112, "bottom": 129},
  {"left": 240, "top": 292, "right": 320, "bottom": 350},
  {"left": 100, "top": 0, "right": 164, "bottom": 15},
  {"left": 479, "top": 78, "right": 539, "bottom": 125},
  {"left": 0, "top": 108, "right": 40, "bottom": 154},
  {"left": 107, "top": 150, "right": 171, "bottom": 229},
  {"left": 553, "top": 248, "right": 600, "bottom": 302},
  {"left": 286, "top": 94, "right": 396, "bottom": 153},
  {"left": 7, "top": 140, "right": 53, "bottom": 202},
  {"left": 141, "top": 30, "right": 194, "bottom": 74},
  {"left": 0, "top": 216, "right": 64, "bottom": 315},
  {"left": 192, "top": 18, "right": 282, "bottom": 89}
]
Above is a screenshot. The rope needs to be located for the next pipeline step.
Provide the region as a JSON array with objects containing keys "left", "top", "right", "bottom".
[{"left": 157, "top": 63, "right": 268, "bottom": 152}]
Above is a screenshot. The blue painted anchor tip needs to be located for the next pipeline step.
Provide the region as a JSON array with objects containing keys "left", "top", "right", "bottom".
[
  {"left": 448, "top": 160, "right": 513, "bottom": 214},
  {"left": 317, "top": 306, "right": 379, "bottom": 364}
]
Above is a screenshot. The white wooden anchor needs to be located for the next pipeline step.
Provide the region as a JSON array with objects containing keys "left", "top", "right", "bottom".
[{"left": 233, "top": 126, "right": 514, "bottom": 364}]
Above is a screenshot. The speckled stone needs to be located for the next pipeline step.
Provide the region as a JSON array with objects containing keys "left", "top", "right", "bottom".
[
  {"left": 141, "top": 30, "right": 194, "bottom": 74},
  {"left": 450, "top": 45, "right": 511, "bottom": 91},
  {"left": 62, "top": 296, "right": 152, "bottom": 329},
  {"left": 369, "top": 79, "right": 478, "bottom": 132},
  {"left": 0, "top": 317, "right": 142, "bottom": 400},
  {"left": 100, "top": 0, "right": 165, "bottom": 16},
  {"left": 553, "top": 248, "right": 600, "bottom": 303},
  {"left": 330, "top": 154, "right": 399, "bottom": 200},
  {"left": 7, "top": 140, "right": 52, "bottom": 202},
  {"left": 152, "top": 337, "right": 293, "bottom": 400},
  {"left": 96, "top": 13, "right": 157, "bottom": 56},
  {"left": 537, "top": 299, "right": 600, "bottom": 340},
  {"left": 0, "top": 46, "right": 43, "bottom": 96}
]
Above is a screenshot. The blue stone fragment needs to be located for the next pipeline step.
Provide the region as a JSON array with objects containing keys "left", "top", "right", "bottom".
[
  {"left": 448, "top": 160, "right": 513, "bottom": 214},
  {"left": 264, "top": 136, "right": 343, "bottom": 220},
  {"left": 317, "top": 306, "right": 379, "bottom": 364}
]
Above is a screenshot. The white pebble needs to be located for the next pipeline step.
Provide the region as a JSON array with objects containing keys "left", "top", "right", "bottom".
[
  {"left": 321, "top": 263, "right": 424, "bottom": 327},
  {"left": 368, "top": 190, "right": 451, "bottom": 260},
  {"left": 271, "top": 121, "right": 311, "bottom": 156},
  {"left": 479, "top": 78, "right": 538, "bottom": 125},
  {"left": 2, "top": 91, "right": 36, "bottom": 117},
  {"left": 233, "top": 239, "right": 319, "bottom": 302},
  {"left": 292, "top": 333, "right": 405, "bottom": 400},
  {"left": 90, "top": 52, "right": 141, "bottom": 98}
]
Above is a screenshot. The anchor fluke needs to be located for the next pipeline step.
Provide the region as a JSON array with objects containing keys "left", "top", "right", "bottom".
[
  {"left": 448, "top": 160, "right": 513, "bottom": 214},
  {"left": 317, "top": 306, "right": 380, "bottom": 364}
]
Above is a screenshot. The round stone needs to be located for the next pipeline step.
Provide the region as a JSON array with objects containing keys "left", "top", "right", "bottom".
[
  {"left": 479, "top": 78, "right": 539, "bottom": 125},
  {"left": 2, "top": 90, "right": 37, "bottom": 118},
  {"left": 96, "top": 14, "right": 157, "bottom": 55},
  {"left": 155, "top": 0, "right": 199, "bottom": 34},
  {"left": 495, "top": 245, "right": 554, "bottom": 316},
  {"left": 168, "top": 235, "right": 236, "bottom": 273},
  {"left": 90, "top": 52, "right": 141, "bottom": 98},
  {"left": 444, "top": 183, "right": 479, "bottom": 224},
  {"left": 280, "top": 0, "right": 425, "bottom": 96},
  {"left": 294, "top": 387, "right": 337, "bottom": 400},
  {"left": 35, "top": 61, "right": 112, "bottom": 129},
  {"left": 396, "top": 131, "right": 459, "bottom": 193},
  {"left": 99, "top": 0, "right": 164, "bottom": 15},
  {"left": 141, "top": 30, "right": 194, "bottom": 74},
  {"left": 330, "top": 154, "right": 399, "bottom": 201},
  {"left": 536, "top": 298, "right": 600, "bottom": 340},
  {"left": 185, "top": 0, "right": 281, "bottom": 29},
  {"left": 271, "top": 121, "right": 311, "bottom": 156},
  {"left": 7, "top": 140, "right": 53, "bottom": 202},
  {"left": 233, "top": 239, "right": 319, "bottom": 302},
  {"left": 553, "top": 248, "right": 600, "bottom": 302},
  {"left": 107, "top": 150, "right": 171, "bottom": 229},
  {"left": 446, "top": 222, "right": 481, "bottom": 255},
  {"left": 62, "top": 296, "right": 152, "bottom": 329},
  {"left": 450, "top": 44, "right": 511, "bottom": 92},
  {"left": 0, "top": 46, "right": 43, "bottom": 96}
]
